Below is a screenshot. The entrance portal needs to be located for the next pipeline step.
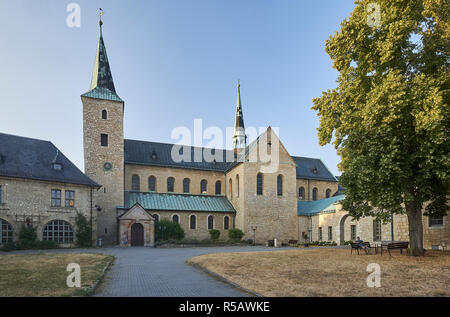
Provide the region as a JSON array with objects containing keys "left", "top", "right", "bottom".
[{"left": 130, "top": 223, "right": 144, "bottom": 246}]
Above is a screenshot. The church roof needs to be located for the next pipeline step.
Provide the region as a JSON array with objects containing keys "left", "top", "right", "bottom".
[
  {"left": 297, "top": 195, "right": 345, "bottom": 216},
  {"left": 292, "top": 156, "right": 337, "bottom": 181},
  {"left": 123, "top": 191, "right": 236, "bottom": 213},
  {"left": 81, "top": 20, "right": 122, "bottom": 102},
  {"left": 0, "top": 133, "right": 99, "bottom": 187},
  {"left": 124, "top": 139, "right": 234, "bottom": 172}
]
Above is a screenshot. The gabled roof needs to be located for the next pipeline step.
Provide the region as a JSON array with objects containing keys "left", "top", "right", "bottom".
[
  {"left": 292, "top": 156, "right": 337, "bottom": 182},
  {"left": 124, "top": 139, "right": 234, "bottom": 172},
  {"left": 123, "top": 191, "right": 236, "bottom": 213},
  {"left": 297, "top": 195, "right": 345, "bottom": 216},
  {"left": 0, "top": 133, "right": 99, "bottom": 187}
]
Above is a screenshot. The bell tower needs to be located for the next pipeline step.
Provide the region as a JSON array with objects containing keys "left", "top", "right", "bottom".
[{"left": 81, "top": 14, "right": 124, "bottom": 245}]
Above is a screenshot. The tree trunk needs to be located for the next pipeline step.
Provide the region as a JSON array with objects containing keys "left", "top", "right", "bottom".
[{"left": 405, "top": 201, "right": 425, "bottom": 256}]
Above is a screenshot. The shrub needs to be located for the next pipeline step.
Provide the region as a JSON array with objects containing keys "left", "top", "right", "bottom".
[
  {"left": 75, "top": 212, "right": 92, "bottom": 247},
  {"left": 155, "top": 219, "right": 185, "bottom": 241},
  {"left": 228, "top": 228, "right": 244, "bottom": 242},
  {"left": 1, "top": 241, "right": 18, "bottom": 252},
  {"left": 18, "top": 225, "right": 38, "bottom": 249},
  {"left": 209, "top": 229, "right": 220, "bottom": 240},
  {"left": 37, "top": 240, "right": 58, "bottom": 250}
]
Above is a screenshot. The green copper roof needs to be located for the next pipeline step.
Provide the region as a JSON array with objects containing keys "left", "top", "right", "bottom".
[
  {"left": 124, "top": 191, "right": 236, "bottom": 213},
  {"left": 82, "top": 20, "right": 122, "bottom": 102},
  {"left": 297, "top": 195, "right": 345, "bottom": 216}
]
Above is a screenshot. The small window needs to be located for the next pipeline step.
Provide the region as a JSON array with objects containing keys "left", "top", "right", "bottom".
[
  {"left": 277, "top": 175, "right": 283, "bottom": 196},
  {"left": 207, "top": 215, "right": 214, "bottom": 230},
  {"left": 328, "top": 226, "right": 333, "bottom": 241},
  {"left": 52, "top": 163, "right": 62, "bottom": 171},
  {"left": 351, "top": 225, "right": 357, "bottom": 241},
  {"left": 183, "top": 178, "right": 190, "bottom": 194},
  {"left": 318, "top": 227, "right": 322, "bottom": 241},
  {"left": 215, "top": 181, "right": 221, "bottom": 195},
  {"left": 373, "top": 220, "right": 382, "bottom": 241},
  {"left": 65, "top": 191, "right": 75, "bottom": 207},
  {"left": 51, "top": 189, "right": 61, "bottom": 207},
  {"left": 326, "top": 188, "right": 331, "bottom": 198},
  {"left": 190, "top": 215, "right": 196, "bottom": 230},
  {"left": 101, "top": 134, "right": 108, "bottom": 147},
  {"left": 148, "top": 176, "right": 156, "bottom": 192},
  {"left": 236, "top": 175, "right": 240, "bottom": 197},
  {"left": 167, "top": 177, "right": 175, "bottom": 193},
  {"left": 172, "top": 214, "right": 179, "bottom": 224},
  {"left": 200, "top": 179, "right": 207, "bottom": 194},
  {"left": 0, "top": 218, "right": 13, "bottom": 243},
  {"left": 298, "top": 187, "right": 305, "bottom": 200},
  {"left": 429, "top": 216, "right": 444, "bottom": 227},
  {"left": 153, "top": 214, "right": 159, "bottom": 224},
  {"left": 312, "top": 188, "right": 318, "bottom": 201},
  {"left": 43, "top": 220, "right": 74, "bottom": 243},
  {"left": 102, "top": 110, "right": 107, "bottom": 120},
  {"left": 131, "top": 175, "right": 140, "bottom": 191},
  {"left": 224, "top": 216, "right": 230, "bottom": 230},
  {"left": 229, "top": 179, "right": 233, "bottom": 198},
  {"left": 256, "top": 173, "right": 263, "bottom": 195}
]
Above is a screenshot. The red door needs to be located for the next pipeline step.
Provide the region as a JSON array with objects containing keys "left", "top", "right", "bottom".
[{"left": 130, "top": 223, "right": 144, "bottom": 246}]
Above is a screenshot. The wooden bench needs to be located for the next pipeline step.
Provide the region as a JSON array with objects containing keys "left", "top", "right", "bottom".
[
  {"left": 380, "top": 241, "right": 409, "bottom": 256},
  {"left": 350, "top": 242, "right": 373, "bottom": 255},
  {"left": 288, "top": 240, "right": 298, "bottom": 246}
]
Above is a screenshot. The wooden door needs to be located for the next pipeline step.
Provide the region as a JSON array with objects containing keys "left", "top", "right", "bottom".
[{"left": 131, "top": 223, "right": 144, "bottom": 246}]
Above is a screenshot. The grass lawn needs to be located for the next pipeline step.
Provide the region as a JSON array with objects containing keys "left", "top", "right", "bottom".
[
  {"left": 188, "top": 248, "right": 450, "bottom": 297},
  {"left": 0, "top": 253, "right": 113, "bottom": 297}
]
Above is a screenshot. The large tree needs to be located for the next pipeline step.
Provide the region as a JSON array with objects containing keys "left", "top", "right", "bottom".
[{"left": 312, "top": 0, "right": 449, "bottom": 255}]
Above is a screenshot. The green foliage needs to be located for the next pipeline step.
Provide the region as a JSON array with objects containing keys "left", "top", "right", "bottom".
[
  {"left": 75, "top": 212, "right": 92, "bottom": 248},
  {"left": 209, "top": 229, "right": 220, "bottom": 240},
  {"left": 309, "top": 241, "right": 338, "bottom": 247},
  {"left": 228, "top": 228, "right": 245, "bottom": 242},
  {"left": 18, "top": 225, "right": 37, "bottom": 249},
  {"left": 155, "top": 219, "right": 185, "bottom": 242},
  {"left": 312, "top": 0, "right": 449, "bottom": 255}
]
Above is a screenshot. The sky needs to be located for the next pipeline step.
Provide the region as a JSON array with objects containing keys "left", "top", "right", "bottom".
[{"left": 0, "top": 0, "right": 356, "bottom": 176}]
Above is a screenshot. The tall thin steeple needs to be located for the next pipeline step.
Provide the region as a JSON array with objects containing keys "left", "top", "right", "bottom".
[
  {"left": 82, "top": 9, "right": 122, "bottom": 102},
  {"left": 233, "top": 81, "right": 246, "bottom": 150}
]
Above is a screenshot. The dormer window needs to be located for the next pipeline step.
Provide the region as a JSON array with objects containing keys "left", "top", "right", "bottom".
[
  {"left": 312, "top": 167, "right": 318, "bottom": 174},
  {"left": 212, "top": 159, "right": 217, "bottom": 165},
  {"left": 52, "top": 163, "right": 62, "bottom": 171},
  {"left": 151, "top": 151, "right": 157, "bottom": 160}
]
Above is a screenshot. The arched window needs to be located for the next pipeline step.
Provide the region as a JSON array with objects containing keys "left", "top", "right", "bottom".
[
  {"left": 183, "top": 178, "right": 190, "bottom": 194},
  {"left": 236, "top": 175, "right": 240, "bottom": 197},
  {"left": 326, "top": 188, "right": 331, "bottom": 198},
  {"left": 215, "top": 181, "right": 221, "bottom": 195},
  {"left": 148, "top": 176, "right": 156, "bottom": 192},
  {"left": 277, "top": 175, "right": 283, "bottom": 196},
  {"left": 153, "top": 214, "right": 159, "bottom": 224},
  {"left": 207, "top": 215, "right": 214, "bottom": 230},
  {"left": 200, "top": 179, "right": 207, "bottom": 194},
  {"left": 167, "top": 177, "right": 175, "bottom": 192},
  {"left": 102, "top": 109, "right": 107, "bottom": 120},
  {"left": 190, "top": 215, "right": 196, "bottom": 229},
  {"left": 229, "top": 178, "right": 233, "bottom": 198},
  {"left": 0, "top": 218, "right": 13, "bottom": 243},
  {"left": 172, "top": 214, "right": 179, "bottom": 224},
  {"left": 131, "top": 175, "right": 140, "bottom": 191},
  {"left": 256, "top": 173, "right": 263, "bottom": 195},
  {"left": 43, "top": 220, "right": 74, "bottom": 243},
  {"left": 298, "top": 187, "right": 305, "bottom": 200},
  {"left": 224, "top": 216, "right": 230, "bottom": 230},
  {"left": 312, "top": 188, "right": 318, "bottom": 201}
]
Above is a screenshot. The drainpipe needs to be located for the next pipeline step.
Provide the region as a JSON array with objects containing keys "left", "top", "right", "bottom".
[
  {"left": 90, "top": 186, "right": 93, "bottom": 246},
  {"left": 391, "top": 212, "right": 394, "bottom": 241}
]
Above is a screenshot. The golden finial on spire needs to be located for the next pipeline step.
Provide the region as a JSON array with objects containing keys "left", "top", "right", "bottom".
[{"left": 99, "top": 8, "right": 104, "bottom": 26}]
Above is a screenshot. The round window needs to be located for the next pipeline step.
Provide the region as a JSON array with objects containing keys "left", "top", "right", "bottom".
[{"left": 103, "top": 162, "right": 113, "bottom": 171}]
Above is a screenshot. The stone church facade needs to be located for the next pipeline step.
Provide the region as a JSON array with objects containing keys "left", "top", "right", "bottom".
[{"left": 0, "top": 19, "right": 447, "bottom": 249}]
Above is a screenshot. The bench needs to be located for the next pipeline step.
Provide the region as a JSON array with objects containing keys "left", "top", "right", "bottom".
[
  {"left": 350, "top": 242, "right": 373, "bottom": 255},
  {"left": 380, "top": 241, "right": 409, "bottom": 256},
  {"left": 288, "top": 240, "right": 298, "bottom": 246}
]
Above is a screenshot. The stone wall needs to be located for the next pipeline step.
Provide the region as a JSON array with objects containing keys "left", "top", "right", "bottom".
[
  {"left": 154, "top": 210, "right": 235, "bottom": 241},
  {"left": 0, "top": 177, "right": 96, "bottom": 246},
  {"left": 82, "top": 96, "right": 124, "bottom": 245},
  {"left": 296, "top": 179, "right": 338, "bottom": 201}
]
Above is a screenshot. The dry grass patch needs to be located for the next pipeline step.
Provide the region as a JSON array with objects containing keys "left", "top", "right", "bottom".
[
  {"left": 0, "top": 253, "right": 113, "bottom": 297},
  {"left": 188, "top": 248, "right": 450, "bottom": 297}
]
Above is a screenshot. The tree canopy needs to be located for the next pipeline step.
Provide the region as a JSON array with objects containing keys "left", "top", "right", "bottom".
[{"left": 312, "top": 0, "right": 449, "bottom": 255}]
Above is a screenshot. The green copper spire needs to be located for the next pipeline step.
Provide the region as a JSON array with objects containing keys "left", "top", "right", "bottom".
[
  {"left": 235, "top": 81, "right": 245, "bottom": 129},
  {"left": 233, "top": 81, "right": 246, "bottom": 149},
  {"left": 82, "top": 12, "right": 122, "bottom": 102}
]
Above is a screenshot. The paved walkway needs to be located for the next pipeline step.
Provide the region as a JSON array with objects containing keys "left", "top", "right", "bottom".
[{"left": 2, "top": 246, "right": 290, "bottom": 297}]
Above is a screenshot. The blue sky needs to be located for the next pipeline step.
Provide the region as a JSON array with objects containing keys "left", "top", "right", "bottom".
[{"left": 0, "top": 0, "right": 356, "bottom": 175}]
